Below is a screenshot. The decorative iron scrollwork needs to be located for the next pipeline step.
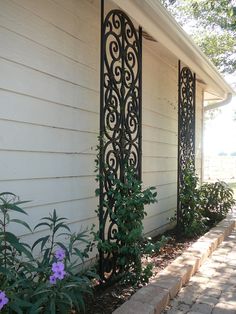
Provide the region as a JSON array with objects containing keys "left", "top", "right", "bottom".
[
  {"left": 99, "top": 4, "right": 142, "bottom": 280},
  {"left": 177, "top": 61, "right": 196, "bottom": 222}
]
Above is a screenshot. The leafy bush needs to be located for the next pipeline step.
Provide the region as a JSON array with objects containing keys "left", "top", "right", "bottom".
[
  {"left": 0, "top": 192, "right": 95, "bottom": 314},
  {"left": 96, "top": 166, "right": 157, "bottom": 285},
  {"left": 199, "top": 181, "right": 235, "bottom": 226},
  {"left": 178, "top": 163, "right": 207, "bottom": 238},
  {"left": 178, "top": 162, "right": 236, "bottom": 237}
]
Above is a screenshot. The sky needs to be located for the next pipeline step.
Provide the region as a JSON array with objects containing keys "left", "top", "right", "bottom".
[
  {"left": 204, "top": 96, "right": 236, "bottom": 156},
  {"left": 204, "top": 71, "right": 236, "bottom": 156}
]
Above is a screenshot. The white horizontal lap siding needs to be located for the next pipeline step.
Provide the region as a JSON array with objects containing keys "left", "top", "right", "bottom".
[
  {"left": 6, "top": 194, "right": 98, "bottom": 236},
  {"left": 0, "top": 0, "right": 99, "bottom": 69},
  {"left": 0, "top": 0, "right": 100, "bottom": 239},
  {"left": 0, "top": 120, "right": 98, "bottom": 152},
  {"left": 142, "top": 45, "right": 178, "bottom": 235},
  {"left": 0, "top": 58, "right": 99, "bottom": 112},
  {"left": 0, "top": 90, "right": 99, "bottom": 132},
  {"left": 143, "top": 207, "right": 175, "bottom": 237}
]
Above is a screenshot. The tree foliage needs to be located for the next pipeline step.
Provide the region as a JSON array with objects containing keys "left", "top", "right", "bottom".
[{"left": 161, "top": 0, "right": 236, "bottom": 74}]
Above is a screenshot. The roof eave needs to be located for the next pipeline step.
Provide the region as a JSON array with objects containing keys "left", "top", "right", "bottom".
[{"left": 112, "top": 0, "right": 235, "bottom": 100}]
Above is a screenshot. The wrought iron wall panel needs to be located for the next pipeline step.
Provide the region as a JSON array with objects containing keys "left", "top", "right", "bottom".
[
  {"left": 177, "top": 61, "right": 196, "bottom": 222},
  {"left": 99, "top": 2, "right": 142, "bottom": 280}
]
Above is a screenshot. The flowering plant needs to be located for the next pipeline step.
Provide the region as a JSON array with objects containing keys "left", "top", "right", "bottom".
[
  {"left": 0, "top": 291, "right": 8, "bottom": 311},
  {"left": 28, "top": 210, "right": 96, "bottom": 313},
  {"left": 0, "top": 193, "right": 96, "bottom": 313},
  {"left": 50, "top": 258, "right": 66, "bottom": 283},
  {"left": 54, "top": 248, "right": 65, "bottom": 261},
  {"left": 0, "top": 192, "right": 34, "bottom": 313}
]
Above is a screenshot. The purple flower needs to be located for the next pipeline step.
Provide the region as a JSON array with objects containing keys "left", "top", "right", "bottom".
[
  {"left": 0, "top": 291, "right": 9, "bottom": 310},
  {"left": 52, "top": 261, "right": 64, "bottom": 273},
  {"left": 49, "top": 275, "right": 57, "bottom": 285},
  {"left": 54, "top": 248, "right": 65, "bottom": 261},
  {"left": 54, "top": 269, "right": 66, "bottom": 280},
  {"left": 51, "top": 261, "right": 66, "bottom": 281}
]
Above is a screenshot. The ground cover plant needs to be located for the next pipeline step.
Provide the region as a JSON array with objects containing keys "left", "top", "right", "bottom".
[{"left": 0, "top": 192, "right": 95, "bottom": 313}]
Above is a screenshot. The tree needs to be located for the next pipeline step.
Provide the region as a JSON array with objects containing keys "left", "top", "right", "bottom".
[{"left": 161, "top": 0, "right": 236, "bottom": 74}]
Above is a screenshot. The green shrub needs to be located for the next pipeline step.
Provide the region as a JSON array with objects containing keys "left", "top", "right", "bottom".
[
  {"left": 178, "top": 162, "right": 236, "bottom": 237},
  {"left": 199, "top": 181, "right": 235, "bottom": 226},
  {"left": 178, "top": 163, "right": 207, "bottom": 238},
  {"left": 0, "top": 192, "right": 95, "bottom": 314},
  {"left": 96, "top": 165, "right": 157, "bottom": 285}
]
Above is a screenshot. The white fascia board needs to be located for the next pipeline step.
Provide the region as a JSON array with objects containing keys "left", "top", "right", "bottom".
[
  {"left": 204, "top": 93, "right": 232, "bottom": 111},
  {"left": 112, "top": 0, "right": 235, "bottom": 100}
]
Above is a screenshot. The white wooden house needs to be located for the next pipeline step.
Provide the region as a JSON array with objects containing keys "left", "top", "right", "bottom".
[{"left": 0, "top": 0, "right": 233, "bottom": 248}]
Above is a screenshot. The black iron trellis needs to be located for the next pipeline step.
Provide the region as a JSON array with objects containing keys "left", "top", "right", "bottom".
[
  {"left": 99, "top": 0, "right": 142, "bottom": 280},
  {"left": 177, "top": 61, "right": 196, "bottom": 225}
]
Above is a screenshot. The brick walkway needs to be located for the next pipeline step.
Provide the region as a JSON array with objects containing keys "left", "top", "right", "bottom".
[{"left": 163, "top": 228, "right": 236, "bottom": 314}]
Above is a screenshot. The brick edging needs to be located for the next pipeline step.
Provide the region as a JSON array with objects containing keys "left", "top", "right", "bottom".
[{"left": 113, "top": 210, "right": 236, "bottom": 314}]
